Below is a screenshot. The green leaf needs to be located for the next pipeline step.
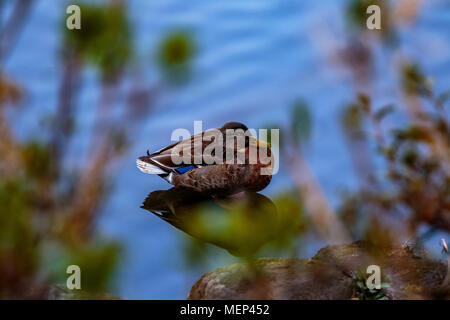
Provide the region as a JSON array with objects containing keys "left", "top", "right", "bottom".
[
  {"left": 156, "top": 30, "right": 196, "bottom": 84},
  {"left": 63, "top": 2, "right": 133, "bottom": 79},
  {"left": 374, "top": 105, "right": 395, "bottom": 121},
  {"left": 291, "top": 99, "right": 312, "bottom": 143}
]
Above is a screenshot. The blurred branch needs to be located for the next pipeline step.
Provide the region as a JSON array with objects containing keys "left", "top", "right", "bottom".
[
  {"left": 340, "top": 95, "right": 377, "bottom": 190},
  {"left": 0, "top": 75, "right": 24, "bottom": 177},
  {"left": 288, "top": 148, "right": 350, "bottom": 244},
  {"left": 393, "top": 0, "right": 424, "bottom": 25},
  {"left": 286, "top": 101, "right": 350, "bottom": 244},
  {"left": 50, "top": 50, "right": 81, "bottom": 172},
  {"left": 399, "top": 62, "right": 450, "bottom": 176},
  {"left": 0, "top": 0, "right": 34, "bottom": 63},
  {"left": 442, "top": 239, "right": 450, "bottom": 288}
]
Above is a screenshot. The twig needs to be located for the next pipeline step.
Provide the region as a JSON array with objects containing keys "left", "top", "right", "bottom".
[{"left": 440, "top": 238, "right": 450, "bottom": 288}]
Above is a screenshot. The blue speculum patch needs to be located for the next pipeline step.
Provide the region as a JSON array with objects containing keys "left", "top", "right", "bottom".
[{"left": 175, "top": 165, "right": 196, "bottom": 174}]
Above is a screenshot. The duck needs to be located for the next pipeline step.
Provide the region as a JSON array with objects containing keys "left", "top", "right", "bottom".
[{"left": 136, "top": 122, "right": 273, "bottom": 196}]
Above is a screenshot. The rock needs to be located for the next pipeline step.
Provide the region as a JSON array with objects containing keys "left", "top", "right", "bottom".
[{"left": 188, "top": 241, "right": 450, "bottom": 300}]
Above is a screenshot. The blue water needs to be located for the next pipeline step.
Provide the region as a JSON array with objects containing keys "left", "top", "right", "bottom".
[{"left": 4, "top": 0, "right": 450, "bottom": 299}]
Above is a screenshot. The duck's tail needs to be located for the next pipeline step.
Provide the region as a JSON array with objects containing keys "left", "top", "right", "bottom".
[
  {"left": 136, "top": 157, "right": 167, "bottom": 175},
  {"left": 136, "top": 151, "right": 180, "bottom": 184},
  {"left": 137, "top": 149, "right": 199, "bottom": 184}
]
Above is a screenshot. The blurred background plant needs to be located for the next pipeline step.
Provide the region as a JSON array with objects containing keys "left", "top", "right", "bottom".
[
  {"left": 0, "top": 0, "right": 449, "bottom": 299},
  {"left": 0, "top": 0, "right": 196, "bottom": 298}
]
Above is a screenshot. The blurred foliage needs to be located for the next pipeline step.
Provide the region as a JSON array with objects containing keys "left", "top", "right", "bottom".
[
  {"left": 0, "top": 0, "right": 196, "bottom": 298},
  {"left": 22, "top": 141, "right": 53, "bottom": 180},
  {"left": 0, "top": 75, "right": 23, "bottom": 105},
  {"left": 262, "top": 124, "right": 278, "bottom": 147},
  {"left": 341, "top": 98, "right": 368, "bottom": 140},
  {"left": 339, "top": 77, "right": 450, "bottom": 245},
  {"left": 182, "top": 238, "right": 213, "bottom": 269},
  {"left": 65, "top": 242, "right": 120, "bottom": 293},
  {"left": 0, "top": 0, "right": 156, "bottom": 299},
  {"left": 339, "top": 2, "right": 449, "bottom": 264},
  {"left": 142, "top": 185, "right": 309, "bottom": 276},
  {"left": 156, "top": 30, "right": 197, "bottom": 84},
  {"left": 373, "top": 104, "right": 394, "bottom": 122},
  {"left": 346, "top": 0, "right": 396, "bottom": 43},
  {"left": 0, "top": 0, "right": 449, "bottom": 300},
  {"left": 143, "top": 189, "right": 307, "bottom": 259},
  {"left": 401, "top": 62, "right": 433, "bottom": 97},
  {"left": 0, "top": 138, "right": 122, "bottom": 298},
  {"left": 0, "top": 180, "right": 39, "bottom": 289},
  {"left": 291, "top": 99, "right": 312, "bottom": 144},
  {"left": 268, "top": 192, "right": 307, "bottom": 253},
  {"left": 63, "top": 2, "right": 133, "bottom": 80},
  {"left": 353, "top": 268, "right": 390, "bottom": 300}
]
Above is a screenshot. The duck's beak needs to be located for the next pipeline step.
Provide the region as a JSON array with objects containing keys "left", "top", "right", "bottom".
[
  {"left": 257, "top": 139, "right": 271, "bottom": 148},
  {"left": 250, "top": 138, "right": 271, "bottom": 148}
]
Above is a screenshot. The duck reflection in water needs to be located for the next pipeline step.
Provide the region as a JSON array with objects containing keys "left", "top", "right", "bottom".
[{"left": 141, "top": 188, "right": 278, "bottom": 257}]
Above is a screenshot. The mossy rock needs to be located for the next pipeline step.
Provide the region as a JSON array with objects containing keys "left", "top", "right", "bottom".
[{"left": 189, "top": 241, "right": 449, "bottom": 300}]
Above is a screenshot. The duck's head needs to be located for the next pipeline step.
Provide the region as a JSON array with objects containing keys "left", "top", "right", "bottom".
[
  {"left": 220, "top": 121, "right": 271, "bottom": 149},
  {"left": 220, "top": 121, "right": 248, "bottom": 132}
]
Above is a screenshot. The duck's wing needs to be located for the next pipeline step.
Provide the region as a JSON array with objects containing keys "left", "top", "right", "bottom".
[
  {"left": 171, "top": 164, "right": 246, "bottom": 195},
  {"left": 151, "top": 129, "right": 219, "bottom": 157},
  {"left": 137, "top": 129, "right": 223, "bottom": 175}
]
